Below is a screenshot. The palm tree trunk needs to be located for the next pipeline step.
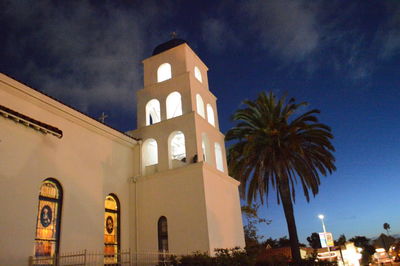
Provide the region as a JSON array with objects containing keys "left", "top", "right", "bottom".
[{"left": 279, "top": 182, "right": 302, "bottom": 263}]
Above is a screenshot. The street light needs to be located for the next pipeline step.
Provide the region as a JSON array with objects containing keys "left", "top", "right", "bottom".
[{"left": 318, "top": 214, "right": 330, "bottom": 254}]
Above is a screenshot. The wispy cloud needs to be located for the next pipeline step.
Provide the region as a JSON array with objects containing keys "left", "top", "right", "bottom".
[
  {"left": 243, "top": 0, "right": 320, "bottom": 62},
  {"left": 198, "top": 1, "right": 399, "bottom": 82},
  {"left": 378, "top": 4, "right": 400, "bottom": 59},
  {"left": 201, "top": 18, "right": 241, "bottom": 52},
  {"left": 2, "top": 1, "right": 167, "bottom": 118}
]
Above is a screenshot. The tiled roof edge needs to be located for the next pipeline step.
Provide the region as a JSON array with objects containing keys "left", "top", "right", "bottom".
[
  {"left": 0, "top": 104, "right": 63, "bottom": 138},
  {"left": 1, "top": 73, "right": 140, "bottom": 141}
]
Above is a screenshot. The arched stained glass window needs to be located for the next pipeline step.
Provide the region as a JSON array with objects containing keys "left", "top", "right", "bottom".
[
  {"left": 157, "top": 63, "right": 172, "bottom": 82},
  {"left": 104, "top": 194, "right": 120, "bottom": 264},
  {"left": 158, "top": 216, "right": 168, "bottom": 252},
  {"left": 34, "top": 178, "right": 63, "bottom": 258}
]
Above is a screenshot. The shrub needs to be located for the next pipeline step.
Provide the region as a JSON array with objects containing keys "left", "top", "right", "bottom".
[
  {"left": 171, "top": 248, "right": 337, "bottom": 266},
  {"left": 174, "top": 247, "right": 252, "bottom": 266}
]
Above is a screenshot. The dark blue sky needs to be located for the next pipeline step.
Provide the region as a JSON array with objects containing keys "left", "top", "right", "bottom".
[{"left": 1, "top": 0, "right": 400, "bottom": 243}]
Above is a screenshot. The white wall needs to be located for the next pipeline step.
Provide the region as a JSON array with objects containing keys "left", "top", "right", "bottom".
[
  {"left": 202, "top": 165, "right": 245, "bottom": 253},
  {"left": 135, "top": 163, "right": 210, "bottom": 254},
  {"left": 0, "top": 74, "right": 137, "bottom": 265}
]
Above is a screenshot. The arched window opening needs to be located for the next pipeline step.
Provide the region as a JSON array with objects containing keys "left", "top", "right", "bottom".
[
  {"left": 215, "top": 142, "right": 224, "bottom": 172},
  {"left": 196, "top": 94, "right": 205, "bottom": 118},
  {"left": 34, "top": 178, "right": 63, "bottom": 258},
  {"left": 169, "top": 131, "right": 186, "bottom": 169},
  {"left": 206, "top": 104, "right": 215, "bottom": 126},
  {"left": 143, "top": 138, "right": 158, "bottom": 175},
  {"left": 166, "top": 92, "right": 182, "bottom": 119},
  {"left": 194, "top": 66, "right": 202, "bottom": 83},
  {"left": 157, "top": 63, "right": 172, "bottom": 83},
  {"left": 158, "top": 216, "right": 168, "bottom": 252},
  {"left": 104, "top": 194, "right": 120, "bottom": 264},
  {"left": 146, "top": 99, "right": 161, "bottom": 126},
  {"left": 202, "top": 133, "right": 210, "bottom": 163}
]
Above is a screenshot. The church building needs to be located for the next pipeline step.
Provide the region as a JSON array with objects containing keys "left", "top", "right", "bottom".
[{"left": 0, "top": 39, "right": 245, "bottom": 265}]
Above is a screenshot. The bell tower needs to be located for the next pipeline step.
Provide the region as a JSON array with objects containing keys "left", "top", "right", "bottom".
[{"left": 131, "top": 39, "right": 245, "bottom": 254}]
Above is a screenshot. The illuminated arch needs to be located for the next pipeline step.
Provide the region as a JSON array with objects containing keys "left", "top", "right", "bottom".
[
  {"left": 201, "top": 133, "right": 210, "bottom": 163},
  {"left": 194, "top": 66, "right": 202, "bottom": 83},
  {"left": 215, "top": 142, "right": 224, "bottom": 172},
  {"left": 196, "top": 94, "right": 205, "bottom": 118},
  {"left": 157, "top": 63, "right": 172, "bottom": 82},
  {"left": 146, "top": 99, "right": 161, "bottom": 125},
  {"left": 34, "top": 178, "right": 63, "bottom": 258},
  {"left": 166, "top": 92, "right": 182, "bottom": 119},
  {"left": 206, "top": 104, "right": 215, "bottom": 126},
  {"left": 142, "top": 138, "right": 158, "bottom": 175},
  {"left": 168, "top": 131, "right": 186, "bottom": 169}
]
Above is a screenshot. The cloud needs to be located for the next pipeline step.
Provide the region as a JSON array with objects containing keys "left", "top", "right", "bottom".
[
  {"left": 243, "top": 0, "right": 320, "bottom": 62},
  {"left": 201, "top": 18, "right": 241, "bottom": 52},
  {"left": 1, "top": 1, "right": 167, "bottom": 118},
  {"left": 378, "top": 4, "right": 400, "bottom": 59}
]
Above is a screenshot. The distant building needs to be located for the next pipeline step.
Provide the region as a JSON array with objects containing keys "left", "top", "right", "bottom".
[
  {"left": 257, "top": 246, "right": 312, "bottom": 263},
  {"left": 372, "top": 233, "right": 396, "bottom": 251},
  {"left": 0, "top": 39, "right": 245, "bottom": 265}
]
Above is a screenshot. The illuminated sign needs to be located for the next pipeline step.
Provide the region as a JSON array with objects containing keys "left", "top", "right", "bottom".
[{"left": 319, "top": 232, "right": 334, "bottom": 247}]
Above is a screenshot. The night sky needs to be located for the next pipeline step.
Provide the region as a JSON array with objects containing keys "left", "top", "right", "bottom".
[{"left": 1, "top": 1, "right": 400, "bottom": 244}]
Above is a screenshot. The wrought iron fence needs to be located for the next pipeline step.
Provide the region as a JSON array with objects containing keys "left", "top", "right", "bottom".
[{"left": 29, "top": 250, "right": 179, "bottom": 266}]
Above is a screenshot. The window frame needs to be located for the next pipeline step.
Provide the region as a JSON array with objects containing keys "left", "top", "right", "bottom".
[
  {"left": 158, "top": 216, "right": 169, "bottom": 252},
  {"left": 34, "top": 178, "right": 63, "bottom": 258},
  {"left": 104, "top": 194, "right": 121, "bottom": 260}
]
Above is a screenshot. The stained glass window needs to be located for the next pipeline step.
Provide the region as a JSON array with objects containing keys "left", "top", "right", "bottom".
[
  {"left": 158, "top": 216, "right": 168, "bottom": 252},
  {"left": 34, "top": 179, "right": 62, "bottom": 257},
  {"left": 104, "top": 194, "right": 120, "bottom": 264}
]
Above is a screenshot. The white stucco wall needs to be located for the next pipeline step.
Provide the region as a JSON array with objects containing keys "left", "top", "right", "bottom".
[
  {"left": 0, "top": 74, "right": 137, "bottom": 265},
  {"left": 202, "top": 165, "right": 245, "bottom": 253},
  {"left": 135, "top": 163, "right": 210, "bottom": 254}
]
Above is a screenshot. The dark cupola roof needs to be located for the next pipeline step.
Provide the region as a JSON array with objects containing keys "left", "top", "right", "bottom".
[{"left": 152, "top": 38, "right": 187, "bottom": 56}]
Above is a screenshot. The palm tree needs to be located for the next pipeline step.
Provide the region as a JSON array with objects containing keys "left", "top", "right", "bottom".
[
  {"left": 384, "top": 223, "right": 391, "bottom": 235},
  {"left": 226, "top": 92, "right": 336, "bottom": 263}
]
